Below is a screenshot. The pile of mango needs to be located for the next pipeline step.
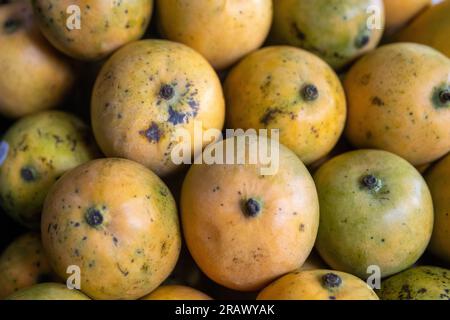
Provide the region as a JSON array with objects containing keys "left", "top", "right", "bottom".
[{"left": 0, "top": 0, "right": 449, "bottom": 301}]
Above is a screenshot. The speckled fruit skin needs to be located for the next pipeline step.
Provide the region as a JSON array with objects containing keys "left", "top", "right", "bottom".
[
  {"left": 0, "top": 233, "right": 53, "bottom": 299},
  {"left": 181, "top": 135, "right": 319, "bottom": 291},
  {"left": 380, "top": 266, "right": 450, "bottom": 300},
  {"left": 41, "top": 158, "right": 181, "bottom": 300},
  {"left": 0, "top": 1, "right": 74, "bottom": 118},
  {"left": 31, "top": 0, "right": 153, "bottom": 61},
  {"left": 91, "top": 40, "right": 225, "bottom": 177},
  {"left": 156, "top": 0, "right": 272, "bottom": 70},
  {"left": 383, "top": 0, "right": 431, "bottom": 35},
  {"left": 270, "top": 0, "right": 385, "bottom": 70},
  {"left": 0, "top": 111, "right": 99, "bottom": 229},
  {"left": 257, "top": 269, "right": 379, "bottom": 300},
  {"left": 396, "top": 0, "right": 450, "bottom": 57},
  {"left": 314, "top": 150, "right": 434, "bottom": 279},
  {"left": 225, "top": 46, "right": 346, "bottom": 165},
  {"left": 345, "top": 43, "right": 450, "bottom": 166},
  {"left": 426, "top": 153, "right": 450, "bottom": 264},
  {"left": 142, "top": 285, "right": 212, "bottom": 300},
  {"left": 5, "top": 283, "right": 90, "bottom": 300}
]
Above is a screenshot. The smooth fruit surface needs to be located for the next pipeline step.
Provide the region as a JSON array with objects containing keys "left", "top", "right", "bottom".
[
  {"left": 426, "top": 153, "right": 450, "bottom": 264},
  {"left": 181, "top": 135, "right": 319, "bottom": 291},
  {"left": 156, "top": 0, "right": 272, "bottom": 70},
  {"left": 380, "top": 266, "right": 450, "bottom": 300},
  {"left": 5, "top": 283, "right": 90, "bottom": 300},
  {"left": 314, "top": 150, "right": 433, "bottom": 279},
  {"left": 41, "top": 158, "right": 181, "bottom": 300},
  {"left": 225, "top": 46, "right": 346, "bottom": 165},
  {"left": 257, "top": 269, "right": 379, "bottom": 300},
  {"left": 270, "top": 0, "right": 385, "bottom": 69},
  {"left": 0, "top": 233, "right": 52, "bottom": 299},
  {"left": 345, "top": 43, "right": 450, "bottom": 166},
  {"left": 383, "top": 0, "right": 431, "bottom": 34},
  {"left": 91, "top": 40, "right": 225, "bottom": 176},
  {"left": 396, "top": 0, "right": 450, "bottom": 57},
  {"left": 0, "top": 111, "right": 99, "bottom": 228},
  {"left": 142, "top": 285, "right": 212, "bottom": 300},
  {"left": 32, "top": 0, "right": 153, "bottom": 60},
  {"left": 0, "top": 1, "right": 74, "bottom": 118}
]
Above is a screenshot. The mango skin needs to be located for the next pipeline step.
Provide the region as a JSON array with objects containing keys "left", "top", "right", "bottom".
[
  {"left": 41, "top": 158, "right": 181, "bottom": 300},
  {"left": 345, "top": 43, "right": 450, "bottom": 166},
  {"left": 314, "top": 150, "right": 434, "bottom": 279},
  {"left": 396, "top": 0, "right": 450, "bottom": 57},
  {"left": 156, "top": 0, "right": 272, "bottom": 70},
  {"left": 225, "top": 46, "right": 346, "bottom": 165},
  {"left": 5, "top": 283, "right": 90, "bottom": 300},
  {"left": 0, "top": 233, "right": 53, "bottom": 299},
  {"left": 270, "top": 0, "right": 385, "bottom": 70},
  {"left": 142, "top": 285, "right": 212, "bottom": 300},
  {"left": 383, "top": 0, "right": 431, "bottom": 35},
  {"left": 32, "top": 0, "right": 153, "bottom": 61},
  {"left": 426, "top": 153, "right": 450, "bottom": 264},
  {"left": 257, "top": 269, "right": 379, "bottom": 300},
  {"left": 0, "top": 111, "right": 99, "bottom": 229},
  {"left": 181, "top": 136, "right": 319, "bottom": 292},
  {"left": 0, "top": 1, "right": 74, "bottom": 118},
  {"left": 91, "top": 40, "right": 225, "bottom": 177},
  {"left": 380, "top": 266, "right": 450, "bottom": 300}
]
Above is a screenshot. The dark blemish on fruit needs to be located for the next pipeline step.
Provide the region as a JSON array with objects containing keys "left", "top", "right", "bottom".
[
  {"left": 329, "top": 296, "right": 336, "bottom": 300},
  {"left": 85, "top": 207, "right": 103, "bottom": 227},
  {"left": 3, "top": 18, "right": 21, "bottom": 34},
  {"left": 322, "top": 273, "right": 342, "bottom": 288},
  {"left": 20, "top": 166, "right": 37, "bottom": 182},
  {"left": 361, "top": 174, "right": 382, "bottom": 192},
  {"left": 243, "top": 198, "right": 261, "bottom": 217},
  {"left": 117, "top": 263, "right": 129, "bottom": 276},
  {"left": 432, "top": 85, "right": 450, "bottom": 109},
  {"left": 418, "top": 288, "right": 427, "bottom": 294},
  {"left": 113, "top": 237, "right": 118, "bottom": 246},
  {"left": 74, "top": 249, "right": 79, "bottom": 257},
  {"left": 372, "top": 96, "right": 384, "bottom": 106},
  {"left": 139, "top": 122, "right": 162, "bottom": 143},
  {"left": 355, "top": 34, "right": 370, "bottom": 48},
  {"left": 299, "top": 224, "right": 305, "bottom": 232},
  {"left": 291, "top": 22, "right": 306, "bottom": 41},
  {"left": 74, "top": 222, "right": 80, "bottom": 227},
  {"left": 360, "top": 74, "right": 371, "bottom": 85},
  {"left": 260, "top": 108, "right": 283, "bottom": 125},
  {"left": 399, "top": 284, "right": 412, "bottom": 300},
  {"left": 168, "top": 106, "right": 187, "bottom": 125},
  {"left": 159, "top": 84, "right": 174, "bottom": 100},
  {"left": 366, "top": 131, "right": 373, "bottom": 139},
  {"left": 301, "top": 84, "right": 319, "bottom": 101},
  {"left": 82, "top": 236, "right": 87, "bottom": 241}
]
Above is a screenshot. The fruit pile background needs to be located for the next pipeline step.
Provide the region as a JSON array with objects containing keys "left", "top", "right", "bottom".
[{"left": 0, "top": 0, "right": 449, "bottom": 300}]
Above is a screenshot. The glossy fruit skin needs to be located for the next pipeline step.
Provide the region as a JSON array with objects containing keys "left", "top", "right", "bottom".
[
  {"left": 91, "top": 40, "right": 225, "bottom": 177},
  {"left": 32, "top": 0, "right": 153, "bottom": 61},
  {"left": 225, "top": 46, "right": 346, "bottom": 165},
  {"left": 142, "top": 285, "right": 212, "bottom": 300},
  {"left": 257, "top": 269, "right": 379, "bottom": 300},
  {"left": 426, "top": 153, "right": 450, "bottom": 264},
  {"left": 314, "top": 150, "right": 434, "bottom": 279},
  {"left": 5, "top": 283, "right": 90, "bottom": 300},
  {"left": 0, "top": 1, "right": 74, "bottom": 118},
  {"left": 0, "top": 111, "right": 99, "bottom": 229},
  {"left": 0, "top": 233, "right": 53, "bottom": 299},
  {"left": 181, "top": 135, "right": 319, "bottom": 291},
  {"left": 270, "top": 0, "right": 385, "bottom": 70},
  {"left": 380, "top": 266, "right": 450, "bottom": 300},
  {"left": 156, "top": 0, "right": 272, "bottom": 70},
  {"left": 345, "top": 43, "right": 450, "bottom": 166},
  {"left": 383, "top": 0, "right": 431, "bottom": 35},
  {"left": 41, "top": 158, "right": 181, "bottom": 300},
  {"left": 396, "top": 0, "right": 450, "bottom": 57}
]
